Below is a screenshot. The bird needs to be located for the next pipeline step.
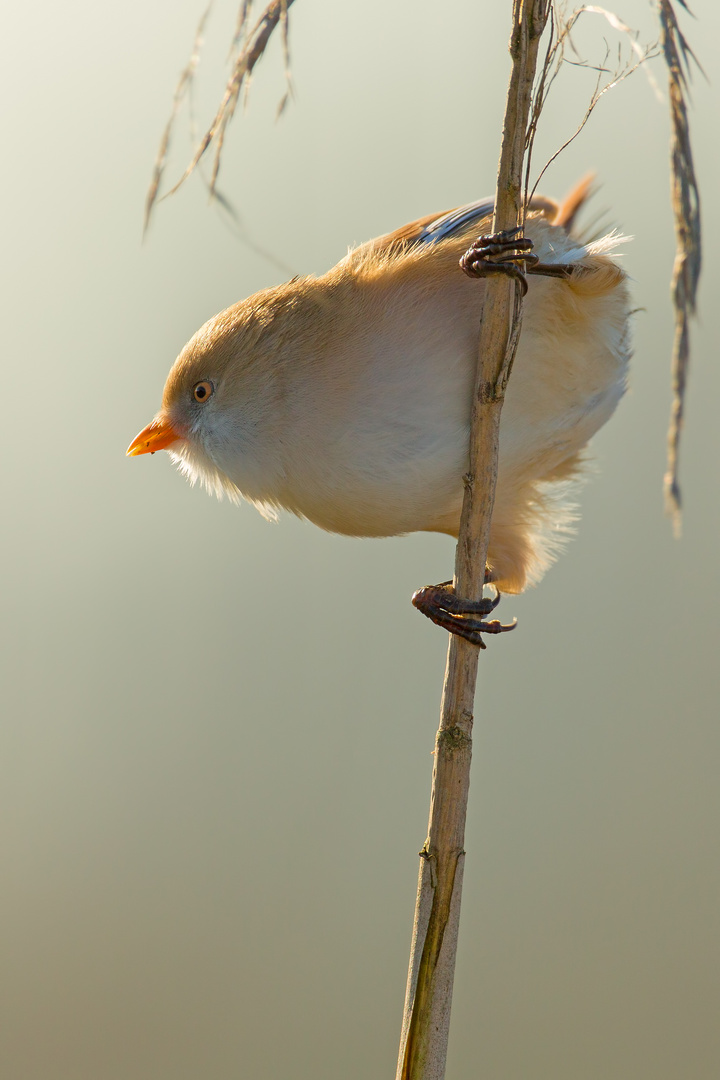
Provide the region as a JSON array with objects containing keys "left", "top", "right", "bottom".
[{"left": 128, "top": 181, "right": 631, "bottom": 637}]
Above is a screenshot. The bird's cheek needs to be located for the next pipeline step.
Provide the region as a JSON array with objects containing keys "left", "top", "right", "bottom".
[{"left": 126, "top": 415, "right": 182, "bottom": 457}]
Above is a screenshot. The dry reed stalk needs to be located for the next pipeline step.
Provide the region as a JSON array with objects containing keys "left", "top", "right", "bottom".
[{"left": 395, "top": 4, "right": 551, "bottom": 1078}]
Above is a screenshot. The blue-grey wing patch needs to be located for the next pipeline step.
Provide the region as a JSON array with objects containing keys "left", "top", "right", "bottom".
[
  {"left": 358, "top": 194, "right": 562, "bottom": 260},
  {"left": 412, "top": 199, "right": 495, "bottom": 246}
]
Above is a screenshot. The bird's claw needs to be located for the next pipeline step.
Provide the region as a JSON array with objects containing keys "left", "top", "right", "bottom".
[
  {"left": 460, "top": 229, "right": 538, "bottom": 297},
  {"left": 412, "top": 579, "right": 517, "bottom": 650}
]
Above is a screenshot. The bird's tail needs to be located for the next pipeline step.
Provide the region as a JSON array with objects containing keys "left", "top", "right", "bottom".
[{"left": 552, "top": 173, "right": 596, "bottom": 232}]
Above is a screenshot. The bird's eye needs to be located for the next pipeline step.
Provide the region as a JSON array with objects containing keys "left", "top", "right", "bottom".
[{"left": 193, "top": 381, "right": 214, "bottom": 403}]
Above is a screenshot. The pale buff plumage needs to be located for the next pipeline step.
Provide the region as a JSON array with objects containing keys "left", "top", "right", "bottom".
[{"left": 128, "top": 190, "right": 631, "bottom": 593}]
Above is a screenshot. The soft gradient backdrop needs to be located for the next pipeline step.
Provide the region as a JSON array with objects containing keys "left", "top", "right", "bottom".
[{"left": 2, "top": 2, "right": 718, "bottom": 1078}]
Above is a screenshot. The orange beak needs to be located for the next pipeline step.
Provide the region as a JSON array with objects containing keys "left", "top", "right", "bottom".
[{"left": 126, "top": 416, "right": 181, "bottom": 457}]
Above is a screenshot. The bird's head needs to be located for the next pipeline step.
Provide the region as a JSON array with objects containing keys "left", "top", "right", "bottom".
[{"left": 126, "top": 292, "right": 290, "bottom": 509}]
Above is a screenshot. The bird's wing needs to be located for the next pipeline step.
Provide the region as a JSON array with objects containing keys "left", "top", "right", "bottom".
[
  {"left": 367, "top": 194, "right": 562, "bottom": 256},
  {"left": 347, "top": 179, "right": 597, "bottom": 267},
  {"left": 380, "top": 199, "right": 496, "bottom": 249}
]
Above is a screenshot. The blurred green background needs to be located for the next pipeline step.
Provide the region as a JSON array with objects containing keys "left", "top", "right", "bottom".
[{"left": 2, "top": 2, "right": 719, "bottom": 1077}]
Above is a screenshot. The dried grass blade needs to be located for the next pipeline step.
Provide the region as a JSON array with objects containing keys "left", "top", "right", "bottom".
[
  {"left": 146, "top": 0, "right": 297, "bottom": 227},
  {"left": 144, "top": 3, "right": 213, "bottom": 234},
  {"left": 659, "top": 0, "right": 701, "bottom": 532}
]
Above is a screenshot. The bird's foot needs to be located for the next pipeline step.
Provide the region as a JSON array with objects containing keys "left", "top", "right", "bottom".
[
  {"left": 412, "top": 579, "right": 517, "bottom": 650},
  {"left": 460, "top": 228, "right": 576, "bottom": 295},
  {"left": 460, "top": 228, "right": 539, "bottom": 296}
]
